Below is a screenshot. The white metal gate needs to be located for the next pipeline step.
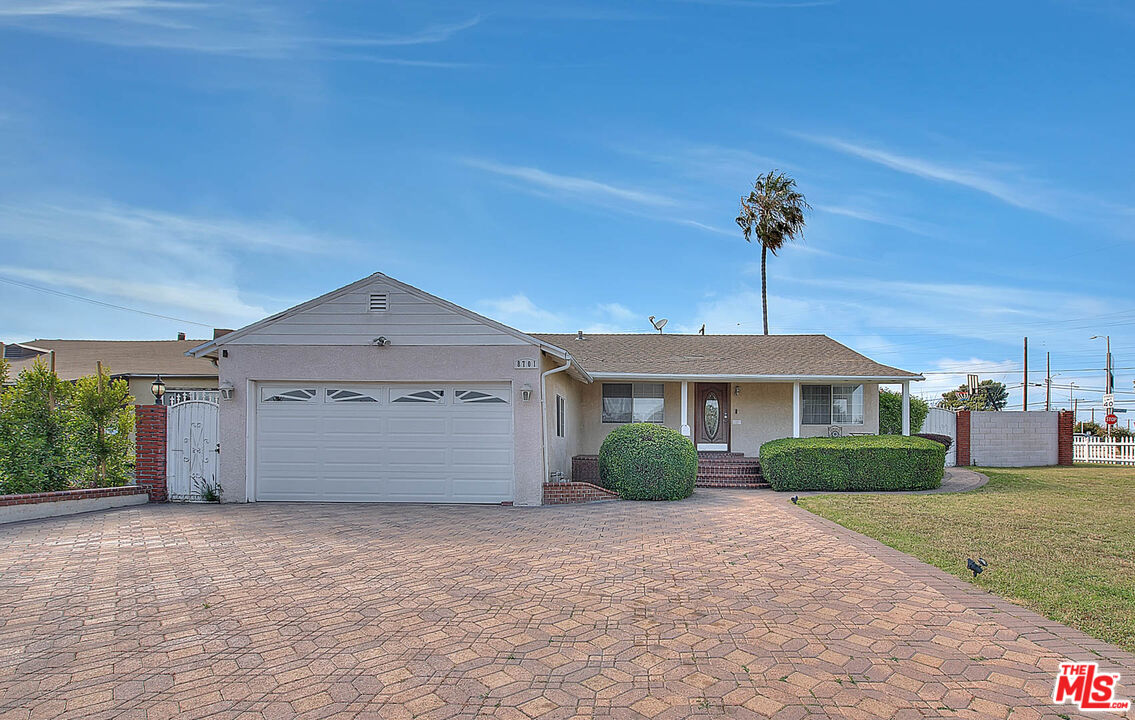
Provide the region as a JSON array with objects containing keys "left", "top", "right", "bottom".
[
  {"left": 922, "top": 406, "right": 957, "bottom": 467},
  {"left": 167, "top": 400, "right": 220, "bottom": 501}
]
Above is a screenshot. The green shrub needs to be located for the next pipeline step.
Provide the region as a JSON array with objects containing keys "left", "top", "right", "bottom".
[
  {"left": 0, "top": 361, "right": 78, "bottom": 494},
  {"left": 598, "top": 423, "right": 697, "bottom": 500},
  {"left": 760, "top": 435, "right": 944, "bottom": 492},
  {"left": 0, "top": 360, "right": 135, "bottom": 495},
  {"left": 879, "top": 388, "right": 928, "bottom": 435}
]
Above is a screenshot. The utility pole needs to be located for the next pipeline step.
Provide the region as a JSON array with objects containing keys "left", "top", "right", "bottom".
[
  {"left": 1045, "top": 351, "right": 1051, "bottom": 412},
  {"left": 1023, "top": 337, "right": 1028, "bottom": 411}
]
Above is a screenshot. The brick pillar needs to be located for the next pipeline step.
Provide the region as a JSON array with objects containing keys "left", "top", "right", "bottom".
[
  {"left": 135, "top": 404, "right": 167, "bottom": 502},
  {"left": 1057, "top": 410, "right": 1074, "bottom": 466},
  {"left": 955, "top": 410, "right": 971, "bottom": 466}
]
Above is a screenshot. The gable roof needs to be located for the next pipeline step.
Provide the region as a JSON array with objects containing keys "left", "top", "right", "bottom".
[
  {"left": 186, "top": 273, "right": 591, "bottom": 381},
  {"left": 3, "top": 339, "right": 217, "bottom": 382},
  {"left": 529, "top": 333, "right": 922, "bottom": 380}
]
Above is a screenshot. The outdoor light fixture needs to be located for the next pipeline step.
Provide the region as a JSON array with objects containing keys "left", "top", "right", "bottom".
[
  {"left": 734, "top": 385, "right": 740, "bottom": 397},
  {"left": 151, "top": 375, "right": 166, "bottom": 405},
  {"left": 520, "top": 384, "right": 532, "bottom": 402},
  {"left": 219, "top": 381, "right": 234, "bottom": 401}
]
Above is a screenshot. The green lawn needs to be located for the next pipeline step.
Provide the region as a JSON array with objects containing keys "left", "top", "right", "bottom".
[{"left": 798, "top": 466, "right": 1135, "bottom": 652}]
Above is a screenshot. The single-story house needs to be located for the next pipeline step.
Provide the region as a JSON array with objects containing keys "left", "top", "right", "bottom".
[
  {"left": 2, "top": 337, "right": 221, "bottom": 403},
  {"left": 188, "top": 272, "right": 923, "bottom": 506}
]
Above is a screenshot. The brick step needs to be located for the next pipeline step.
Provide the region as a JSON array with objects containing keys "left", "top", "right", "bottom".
[
  {"left": 696, "top": 479, "right": 770, "bottom": 489},
  {"left": 697, "top": 462, "right": 762, "bottom": 471}
]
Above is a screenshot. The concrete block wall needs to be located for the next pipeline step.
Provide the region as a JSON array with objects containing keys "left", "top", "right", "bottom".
[{"left": 968, "top": 411, "right": 1059, "bottom": 467}]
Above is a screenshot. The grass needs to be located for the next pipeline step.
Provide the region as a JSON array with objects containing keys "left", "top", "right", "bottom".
[{"left": 797, "top": 466, "right": 1135, "bottom": 652}]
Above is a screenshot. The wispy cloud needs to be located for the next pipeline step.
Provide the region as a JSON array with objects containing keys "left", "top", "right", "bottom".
[
  {"left": 462, "top": 157, "right": 744, "bottom": 237},
  {"left": 815, "top": 203, "right": 938, "bottom": 237},
  {"left": 462, "top": 158, "right": 678, "bottom": 208},
  {"left": 476, "top": 294, "right": 567, "bottom": 331},
  {"left": 793, "top": 132, "right": 1061, "bottom": 215},
  {"left": 0, "top": 265, "right": 269, "bottom": 323},
  {"left": 0, "top": 197, "right": 341, "bottom": 329},
  {"left": 0, "top": 2, "right": 481, "bottom": 60}
]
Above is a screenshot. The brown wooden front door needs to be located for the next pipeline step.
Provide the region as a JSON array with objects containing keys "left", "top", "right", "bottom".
[{"left": 694, "top": 383, "right": 730, "bottom": 449}]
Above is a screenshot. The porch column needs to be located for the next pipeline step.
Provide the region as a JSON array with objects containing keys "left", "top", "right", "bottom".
[
  {"left": 792, "top": 382, "right": 801, "bottom": 438},
  {"left": 680, "top": 380, "right": 691, "bottom": 437},
  {"left": 901, "top": 381, "right": 911, "bottom": 436}
]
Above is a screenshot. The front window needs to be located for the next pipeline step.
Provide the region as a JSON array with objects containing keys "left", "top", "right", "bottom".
[
  {"left": 602, "top": 383, "right": 664, "bottom": 423},
  {"left": 802, "top": 384, "right": 864, "bottom": 425}
]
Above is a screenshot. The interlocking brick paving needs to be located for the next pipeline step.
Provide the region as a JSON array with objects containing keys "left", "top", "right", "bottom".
[{"left": 1, "top": 490, "right": 1131, "bottom": 719}]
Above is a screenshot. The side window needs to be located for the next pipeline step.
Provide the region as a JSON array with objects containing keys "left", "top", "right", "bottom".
[{"left": 556, "top": 395, "right": 566, "bottom": 438}]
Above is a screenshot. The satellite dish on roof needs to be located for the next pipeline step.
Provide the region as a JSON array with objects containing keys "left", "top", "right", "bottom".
[{"left": 648, "top": 315, "right": 668, "bottom": 334}]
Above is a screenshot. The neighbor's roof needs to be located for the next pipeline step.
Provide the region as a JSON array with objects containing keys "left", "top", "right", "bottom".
[
  {"left": 3, "top": 340, "right": 217, "bottom": 382},
  {"left": 531, "top": 333, "right": 922, "bottom": 380}
]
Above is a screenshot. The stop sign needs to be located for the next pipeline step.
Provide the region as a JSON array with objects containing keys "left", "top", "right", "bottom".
[{"left": 1106, "top": 413, "right": 1118, "bottom": 426}]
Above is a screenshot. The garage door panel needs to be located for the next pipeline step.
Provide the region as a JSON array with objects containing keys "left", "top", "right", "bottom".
[{"left": 255, "top": 382, "right": 513, "bottom": 503}]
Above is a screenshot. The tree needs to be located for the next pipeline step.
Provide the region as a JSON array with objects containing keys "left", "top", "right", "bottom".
[
  {"left": 939, "top": 379, "right": 1008, "bottom": 411},
  {"left": 0, "top": 360, "right": 77, "bottom": 494},
  {"left": 1075, "top": 421, "right": 1133, "bottom": 440},
  {"left": 71, "top": 365, "right": 135, "bottom": 488},
  {"left": 879, "top": 388, "right": 929, "bottom": 435},
  {"left": 735, "top": 171, "right": 809, "bottom": 334}
]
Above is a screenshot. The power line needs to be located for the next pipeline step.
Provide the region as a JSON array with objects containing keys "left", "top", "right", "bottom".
[{"left": 0, "top": 275, "right": 213, "bottom": 329}]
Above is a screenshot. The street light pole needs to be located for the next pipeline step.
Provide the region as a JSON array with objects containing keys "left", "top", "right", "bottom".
[{"left": 1091, "top": 335, "right": 1112, "bottom": 438}]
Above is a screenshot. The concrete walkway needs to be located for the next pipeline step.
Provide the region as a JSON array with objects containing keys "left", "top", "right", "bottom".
[{"left": 1, "top": 488, "right": 1129, "bottom": 719}]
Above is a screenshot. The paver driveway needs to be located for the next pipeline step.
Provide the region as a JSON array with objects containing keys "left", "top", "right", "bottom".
[{"left": 1, "top": 491, "right": 1132, "bottom": 720}]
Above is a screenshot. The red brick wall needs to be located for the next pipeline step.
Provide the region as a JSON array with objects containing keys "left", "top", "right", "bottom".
[
  {"left": 1057, "top": 410, "right": 1074, "bottom": 466},
  {"left": 542, "top": 481, "right": 618, "bottom": 505},
  {"left": 955, "top": 410, "right": 971, "bottom": 466},
  {"left": 135, "top": 404, "right": 167, "bottom": 502},
  {"left": 0, "top": 486, "right": 147, "bottom": 506}
]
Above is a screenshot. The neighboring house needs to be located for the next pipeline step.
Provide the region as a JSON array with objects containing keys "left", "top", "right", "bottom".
[
  {"left": 2, "top": 338, "right": 220, "bottom": 403},
  {"left": 188, "top": 272, "right": 923, "bottom": 506}
]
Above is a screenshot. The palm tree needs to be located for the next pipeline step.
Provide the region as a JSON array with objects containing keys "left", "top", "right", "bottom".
[{"left": 735, "top": 171, "right": 809, "bottom": 334}]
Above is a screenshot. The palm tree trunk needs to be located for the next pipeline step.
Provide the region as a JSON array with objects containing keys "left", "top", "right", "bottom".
[{"left": 761, "top": 244, "right": 769, "bottom": 335}]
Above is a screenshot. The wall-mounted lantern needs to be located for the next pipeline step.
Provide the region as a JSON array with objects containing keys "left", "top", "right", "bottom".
[
  {"left": 151, "top": 375, "right": 166, "bottom": 405},
  {"left": 520, "top": 384, "right": 532, "bottom": 402},
  {"left": 219, "top": 381, "right": 235, "bottom": 401}
]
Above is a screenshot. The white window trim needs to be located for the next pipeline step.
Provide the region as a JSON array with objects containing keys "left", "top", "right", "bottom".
[{"left": 802, "top": 383, "right": 865, "bottom": 425}]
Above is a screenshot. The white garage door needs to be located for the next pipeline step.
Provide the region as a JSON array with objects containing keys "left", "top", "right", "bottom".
[{"left": 254, "top": 383, "right": 514, "bottom": 503}]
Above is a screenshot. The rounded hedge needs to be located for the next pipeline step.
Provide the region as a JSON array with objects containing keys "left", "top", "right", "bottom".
[
  {"left": 598, "top": 423, "right": 698, "bottom": 501},
  {"left": 759, "top": 435, "right": 945, "bottom": 492}
]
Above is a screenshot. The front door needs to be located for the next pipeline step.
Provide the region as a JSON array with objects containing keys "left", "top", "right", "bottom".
[{"left": 695, "top": 383, "right": 730, "bottom": 450}]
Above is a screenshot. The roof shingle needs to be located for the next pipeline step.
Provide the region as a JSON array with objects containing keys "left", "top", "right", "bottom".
[
  {"left": 3, "top": 340, "right": 216, "bottom": 381},
  {"left": 529, "top": 333, "right": 920, "bottom": 379}
]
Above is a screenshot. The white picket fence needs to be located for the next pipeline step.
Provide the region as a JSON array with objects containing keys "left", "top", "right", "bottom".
[{"left": 1073, "top": 436, "right": 1135, "bottom": 465}]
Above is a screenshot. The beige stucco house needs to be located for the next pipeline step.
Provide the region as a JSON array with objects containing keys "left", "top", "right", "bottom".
[
  {"left": 3, "top": 338, "right": 219, "bottom": 403},
  {"left": 188, "top": 272, "right": 923, "bottom": 506}
]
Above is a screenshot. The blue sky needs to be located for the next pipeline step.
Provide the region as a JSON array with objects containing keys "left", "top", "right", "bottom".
[{"left": 0, "top": 0, "right": 1132, "bottom": 418}]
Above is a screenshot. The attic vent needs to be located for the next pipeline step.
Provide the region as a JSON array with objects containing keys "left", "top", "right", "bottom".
[{"left": 368, "top": 293, "right": 388, "bottom": 312}]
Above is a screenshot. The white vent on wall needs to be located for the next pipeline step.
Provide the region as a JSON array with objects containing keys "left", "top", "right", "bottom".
[
  {"left": 369, "top": 293, "right": 388, "bottom": 312},
  {"left": 516, "top": 358, "right": 538, "bottom": 369}
]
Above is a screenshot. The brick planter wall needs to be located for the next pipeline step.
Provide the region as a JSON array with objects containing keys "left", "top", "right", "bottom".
[
  {"left": 571, "top": 455, "right": 600, "bottom": 483},
  {"left": 1057, "top": 410, "right": 1074, "bottom": 466},
  {"left": 955, "top": 410, "right": 971, "bottom": 466},
  {"left": 135, "top": 404, "right": 167, "bottom": 502},
  {"left": 543, "top": 481, "right": 618, "bottom": 505},
  {"left": 0, "top": 486, "right": 147, "bottom": 506}
]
